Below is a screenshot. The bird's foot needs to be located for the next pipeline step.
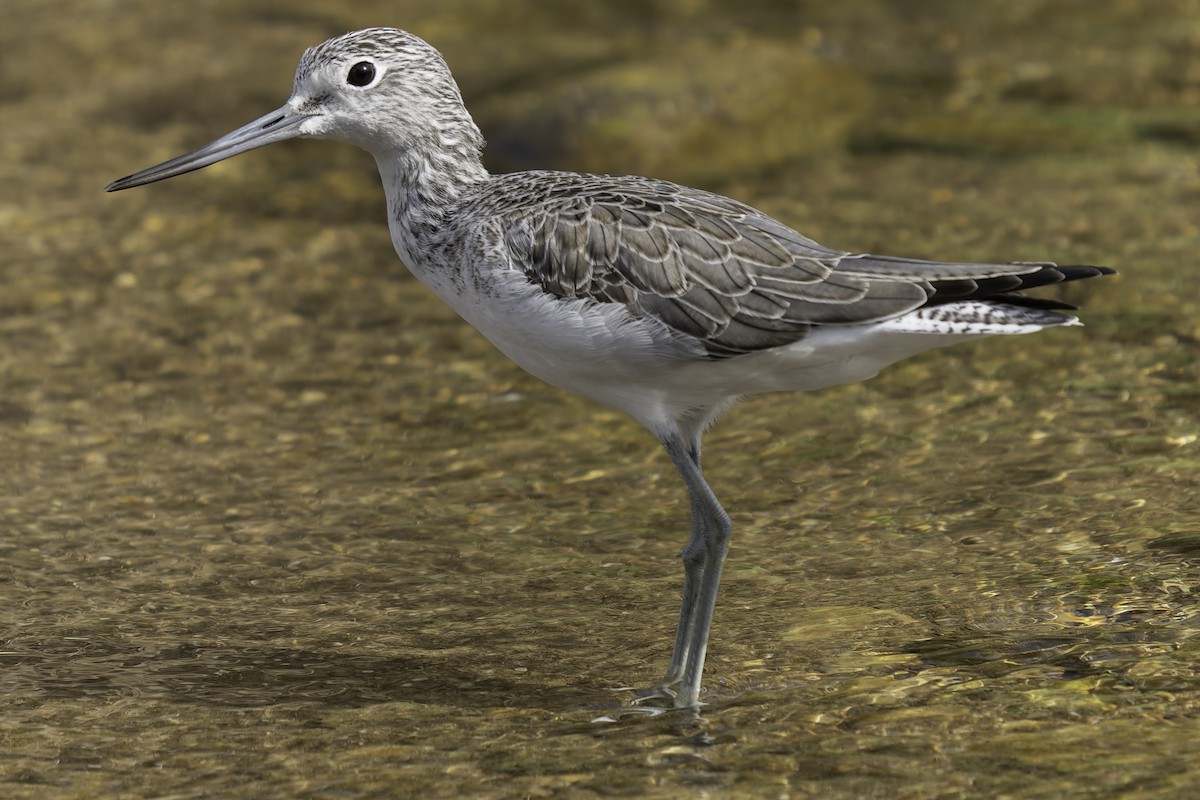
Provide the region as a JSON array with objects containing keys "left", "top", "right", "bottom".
[
  {"left": 594, "top": 685, "right": 712, "bottom": 741},
  {"left": 630, "top": 684, "right": 679, "bottom": 707},
  {"left": 612, "top": 677, "right": 700, "bottom": 711}
]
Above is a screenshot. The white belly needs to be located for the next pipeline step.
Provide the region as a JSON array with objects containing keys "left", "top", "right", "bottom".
[{"left": 404, "top": 260, "right": 995, "bottom": 436}]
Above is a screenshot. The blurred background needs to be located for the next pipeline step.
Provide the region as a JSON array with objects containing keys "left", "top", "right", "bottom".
[{"left": 3, "top": 1, "right": 1200, "bottom": 798}]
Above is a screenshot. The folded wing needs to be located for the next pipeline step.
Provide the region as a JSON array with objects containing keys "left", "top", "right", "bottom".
[{"left": 493, "top": 175, "right": 1112, "bottom": 357}]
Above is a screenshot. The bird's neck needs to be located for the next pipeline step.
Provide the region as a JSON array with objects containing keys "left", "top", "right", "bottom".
[{"left": 376, "top": 140, "right": 489, "bottom": 258}]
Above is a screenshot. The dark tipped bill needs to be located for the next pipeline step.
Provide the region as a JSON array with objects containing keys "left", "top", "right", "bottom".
[{"left": 105, "top": 106, "right": 311, "bottom": 192}]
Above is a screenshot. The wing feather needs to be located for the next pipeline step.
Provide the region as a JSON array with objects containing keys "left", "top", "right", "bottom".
[{"left": 483, "top": 173, "right": 1108, "bottom": 357}]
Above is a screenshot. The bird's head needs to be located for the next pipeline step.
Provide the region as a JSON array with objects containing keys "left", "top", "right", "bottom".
[{"left": 106, "top": 28, "right": 482, "bottom": 192}]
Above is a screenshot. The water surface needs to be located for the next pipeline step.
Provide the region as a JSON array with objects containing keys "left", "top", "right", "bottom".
[{"left": 2, "top": 0, "right": 1199, "bottom": 797}]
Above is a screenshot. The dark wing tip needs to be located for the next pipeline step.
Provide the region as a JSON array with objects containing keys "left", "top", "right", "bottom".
[
  {"left": 926, "top": 262, "right": 1115, "bottom": 307},
  {"left": 1055, "top": 264, "right": 1118, "bottom": 278}
]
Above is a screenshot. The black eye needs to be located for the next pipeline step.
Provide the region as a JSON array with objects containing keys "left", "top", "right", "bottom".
[{"left": 347, "top": 61, "right": 376, "bottom": 87}]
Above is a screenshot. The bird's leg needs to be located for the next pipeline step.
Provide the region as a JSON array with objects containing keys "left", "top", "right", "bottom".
[
  {"left": 662, "top": 433, "right": 732, "bottom": 708},
  {"left": 662, "top": 440, "right": 706, "bottom": 685},
  {"left": 632, "top": 448, "right": 708, "bottom": 706}
]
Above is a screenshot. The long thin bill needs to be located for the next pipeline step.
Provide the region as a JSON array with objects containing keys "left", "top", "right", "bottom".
[{"left": 105, "top": 105, "right": 311, "bottom": 192}]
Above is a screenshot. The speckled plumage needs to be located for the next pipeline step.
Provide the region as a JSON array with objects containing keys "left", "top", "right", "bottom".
[
  {"left": 107, "top": 28, "right": 1114, "bottom": 711},
  {"left": 450, "top": 170, "right": 1104, "bottom": 357}
]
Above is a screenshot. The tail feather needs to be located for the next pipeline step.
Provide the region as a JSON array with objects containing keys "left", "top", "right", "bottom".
[{"left": 878, "top": 299, "right": 1084, "bottom": 335}]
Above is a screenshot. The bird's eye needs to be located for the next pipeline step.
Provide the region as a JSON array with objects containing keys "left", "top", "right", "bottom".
[{"left": 347, "top": 61, "right": 376, "bottom": 87}]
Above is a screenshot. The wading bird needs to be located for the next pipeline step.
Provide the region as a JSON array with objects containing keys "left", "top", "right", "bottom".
[{"left": 107, "top": 28, "right": 1113, "bottom": 708}]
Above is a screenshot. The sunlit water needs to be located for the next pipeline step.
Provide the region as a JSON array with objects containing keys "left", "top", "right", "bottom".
[{"left": 3, "top": 1, "right": 1199, "bottom": 797}]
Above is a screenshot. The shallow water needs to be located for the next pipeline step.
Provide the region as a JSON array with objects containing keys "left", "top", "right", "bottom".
[{"left": 3, "top": 0, "right": 1200, "bottom": 797}]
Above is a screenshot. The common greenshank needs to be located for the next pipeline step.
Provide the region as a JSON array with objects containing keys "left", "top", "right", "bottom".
[{"left": 107, "top": 28, "right": 1114, "bottom": 709}]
